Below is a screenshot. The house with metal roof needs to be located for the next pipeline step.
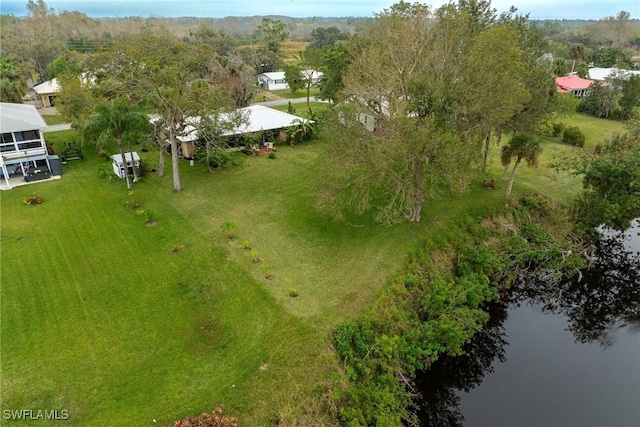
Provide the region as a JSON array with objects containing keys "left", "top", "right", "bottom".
[
  {"left": 0, "top": 103, "right": 62, "bottom": 189},
  {"left": 152, "top": 105, "right": 312, "bottom": 158},
  {"left": 555, "top": 75, "right": 595, "bottom": 97},
  {"left": 32, "top": 78, "right": 61, "bottom": 108},
  {"left": 588, "top": 67, "right": 640, "bottom": 82},
  {"left": 257, "top": 70, "right": 323, "bottom": 91}
]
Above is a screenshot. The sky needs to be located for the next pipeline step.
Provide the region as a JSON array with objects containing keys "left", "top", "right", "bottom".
[{"left": 0, "top": 0, "right": 638, "bottom": 20}]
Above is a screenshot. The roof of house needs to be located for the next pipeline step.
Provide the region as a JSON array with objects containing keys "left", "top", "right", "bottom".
[
  {"left": 588, "top": 67, "right": 640, "bottom": 81},
  {"left": 258, "top": 70, "right": 324, "bottom": 81},
  {"left": 225, "top": 105, "right": 310, "bottom": 135},
  {"left": 0, "top": 102, "right": 47, "bottom": 133},
  {"left": 555, "top": 75, "right": 594, "bottom": 92},
  {"left": 32, "top": 78, "right": 60, "bottom": 95},
  {"left": 176, "top": 105, "right": 312, "bottom": 142},
  {"left": 258, "top": 72, "right": 286, "bottom": 81}
]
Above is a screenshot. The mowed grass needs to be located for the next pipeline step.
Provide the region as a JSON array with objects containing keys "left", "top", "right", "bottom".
[{"left": 0, "top": 113, "right": 624, "bottom": 425}]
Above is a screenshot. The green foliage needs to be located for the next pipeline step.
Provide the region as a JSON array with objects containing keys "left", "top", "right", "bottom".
[
  {"left": 268, "top": 152, "right": 277, "bottom": 159},
  {"left": 579, "top": 84, "right": 618, "bottom": 118},
  {"left": 221, "top": 221, "right": 237, "bottom": 239},
  {"left": 619, "top": 75, "right": 640, "bottom": 120},
  {"left": 562, "top": 125, "right": 586, "bottom": 147},
  {"left": 332, "top": 194, "right": 587, "bottom": 425},
  {"left": 309, "top": 26, "right": 349, "bottom": 49},
  {"left": 283, "top": 63, "right": 304, "bottom": 94},
  {"left": 198, "top": 146, "right": 234, "bottom": 170},
  {"left": 0, "top": 59, "right": 26, "bottom": 103},
  {"left": 573, "top": 130, "right": 640, "bottom": 234},
  {"left": 552, "top": 121, "right": 566, "bottom": 137}
]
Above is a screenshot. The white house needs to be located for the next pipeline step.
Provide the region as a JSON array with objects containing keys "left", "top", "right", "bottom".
[
  {"left": 176, "top": 105, "right": 311, "bottom": 142},
  {"left": 32, "top": 78, "right": 61, "bottom": 108},
  {"left": 588, "top": 67, "right": 640, "bottom": 82},
  {"left": 30, "top": 73, "right": 95, "bottom": 108},
  {"left": 0, "top": 102, "right": 61, "bottom": 189},
  {"left": 257, "top": 70, "right": 324, "bottom": 91},
  {"left": 257, "top": 72, "right": 288, "bottom": 90},
  {"left": 151, "top": 105, "right": 312, "bottom": 157}
]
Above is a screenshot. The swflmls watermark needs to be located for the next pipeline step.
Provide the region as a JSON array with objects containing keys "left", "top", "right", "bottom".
[{"left": 3, "top": 409, "right": 69, "bottom": 421}]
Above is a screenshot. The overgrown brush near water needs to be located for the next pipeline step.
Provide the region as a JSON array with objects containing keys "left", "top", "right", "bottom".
[{"left": 332, "top": 193, "right": 587, "bottom": 425}]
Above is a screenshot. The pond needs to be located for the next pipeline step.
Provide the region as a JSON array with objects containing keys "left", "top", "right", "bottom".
[{"left": 417, "top": 221, "right": 640, "bottom": 426}]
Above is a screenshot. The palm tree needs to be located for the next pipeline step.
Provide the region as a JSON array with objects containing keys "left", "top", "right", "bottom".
[
  {"left": 500, "top": 134, "right": 542, "bottom": 197},
  {"left": 83, "top": 99, "right": 151, "bottom": 189},
  {"left": 568, "top": 44, "right": 585, "bottom": 74},
  {"left": 287, "top": 117, "right": 314, "bottom": 147}
]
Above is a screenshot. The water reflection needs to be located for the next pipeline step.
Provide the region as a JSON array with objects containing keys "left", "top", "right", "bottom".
[
  {"left": 415, "top": 301, "right": 508, "bottom": 426},
  {"left": 416, "top": 221, "right": 640, "bottom": 425},
  {"left": 513, "top": 222, "right": 640, "bottom": 346}
]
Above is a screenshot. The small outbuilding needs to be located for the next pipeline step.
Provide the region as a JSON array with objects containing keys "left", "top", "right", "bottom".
[{"left": 111, "top": 152, "right": 141, "bottom": 179}]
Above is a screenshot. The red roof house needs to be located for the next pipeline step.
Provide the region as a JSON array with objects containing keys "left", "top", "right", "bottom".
[{"left": 555, "top": 75, "right": 594, "bottom": 96}]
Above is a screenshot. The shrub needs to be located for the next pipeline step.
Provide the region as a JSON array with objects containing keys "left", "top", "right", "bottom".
[
  {"left": 137, "top": 159, "right": 150, "bottom": 177},
  {"left": 241, "top": 240, "right": 251, "bottom": 250},
  {"left": 268, "top": 152, "right": 277, "bottom": 159},
  {"left": 289, "top": 288, "right": 299, "bottom": 297},
  {"left": 221, "top": 221, "right": 237, "bottom": 239},
  {"left": 199, "top": 147, "right": 233, "bottom": 169},
  {"left": 562, "top": 126, "right": 586, "bottom": 147},
  {"left": 552, "top": 122, "right": 565, "bottom": 137}
]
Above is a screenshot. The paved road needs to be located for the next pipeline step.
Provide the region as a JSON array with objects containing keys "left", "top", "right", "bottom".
[{"left": 42, "top": 98, "right": 328, "bottom": 132}]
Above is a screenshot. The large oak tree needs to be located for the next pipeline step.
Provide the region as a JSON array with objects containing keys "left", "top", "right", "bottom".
[{"left": 318, "top": 0, "right": 531, "bottom": 223}]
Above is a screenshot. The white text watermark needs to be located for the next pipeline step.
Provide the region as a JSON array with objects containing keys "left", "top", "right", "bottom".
[{"left": 3, "top": 409, "right": 69, "bottom": 421}]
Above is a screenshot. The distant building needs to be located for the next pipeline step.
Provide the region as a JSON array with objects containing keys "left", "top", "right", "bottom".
[
  {"left": 588, "top": 67, "right": 640, "bottom": 82},
  {"left": 257, "top": 70, "right": 323, "bottom": 91},
  {"left": 31, "top": 78, "right": 61, "bottom": 108},
  {"left": 555, "top": 75, "right": 594, "bottom": 97}
]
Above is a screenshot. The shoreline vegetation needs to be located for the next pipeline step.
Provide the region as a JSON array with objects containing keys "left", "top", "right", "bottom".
[{"left": 332, "top": 193, "right": 588, "bottom": 425}]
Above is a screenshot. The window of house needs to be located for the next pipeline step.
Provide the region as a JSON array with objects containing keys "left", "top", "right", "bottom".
[
  {"left": 0, "top": 144, "right": 16, "bottom": 152},
  {"left": 1, "top": 133, "right": 14, "bottom": 143},
  {"left": 14, "top": 130, "right": 40, "bottom": 142}
]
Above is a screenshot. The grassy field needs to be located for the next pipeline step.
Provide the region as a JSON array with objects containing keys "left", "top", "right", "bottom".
[
  {"left": 270, "top": 101, "right": 332, "bottom": 114},
  {"left": 0, "top": 113, "right": 625, "bottom": 425}
]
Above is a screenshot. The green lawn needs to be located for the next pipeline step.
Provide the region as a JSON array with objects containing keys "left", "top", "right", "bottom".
[
  {"left": 0, "top": 113, "right": 625, "bottom": 425},
  {"left": 268, "top": 87, "right": 320, "bottom": 99},
  {"left": 41, "top": 114, "right": 68, "bottom": 126},
  {"left": 271, "top": 101, "right": 332, "bottom": 114}
]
